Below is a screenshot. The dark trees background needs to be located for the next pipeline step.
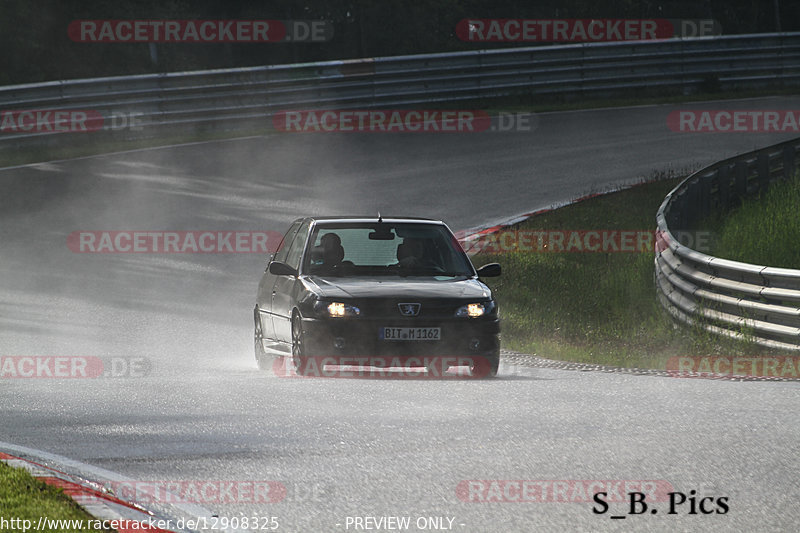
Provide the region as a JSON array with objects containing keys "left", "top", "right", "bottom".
[{"left": 0, "top": 0, "right": 795, "bottom": 84}]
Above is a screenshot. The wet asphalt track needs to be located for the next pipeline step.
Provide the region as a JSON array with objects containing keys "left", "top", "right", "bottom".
[{"left": 1, "top": 97, "right": 800, "bottom": 532}]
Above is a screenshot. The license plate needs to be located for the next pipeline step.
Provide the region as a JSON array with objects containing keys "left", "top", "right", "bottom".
[{"left": 380, "top": 327, "right": 441, "bottom": 341}]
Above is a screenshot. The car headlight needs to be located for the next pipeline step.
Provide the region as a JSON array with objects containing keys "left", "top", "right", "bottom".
[
  {"left": 314, "top": 300, "right": 361, "bottom": 318},
  {"left": 455, "top": 301, "right": 495, "bottom": 318}
]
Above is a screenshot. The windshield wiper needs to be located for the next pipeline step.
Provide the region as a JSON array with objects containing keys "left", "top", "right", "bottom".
[{"left": 399, "top": 269, "right": 468, "bottom": 277}]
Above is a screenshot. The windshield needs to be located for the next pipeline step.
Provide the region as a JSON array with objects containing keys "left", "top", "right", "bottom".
[{"left": 303, "top": 222, "right": 474, "bottom": 277}]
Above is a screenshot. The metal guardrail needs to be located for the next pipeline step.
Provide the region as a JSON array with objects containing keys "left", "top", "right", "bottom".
[
  {"left": 655, "top": 137, "right": 800, "bottom": 350},
  {"left": 1, "top": 32, "right": 799, "bottom": 151}
]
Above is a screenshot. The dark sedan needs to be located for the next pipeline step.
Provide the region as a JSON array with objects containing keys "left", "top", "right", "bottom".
[{"left": 254, "top": 216, "right": 501, "bottom": 377}]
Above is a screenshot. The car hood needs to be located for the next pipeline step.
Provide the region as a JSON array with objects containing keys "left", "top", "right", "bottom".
[{"left": 304, "top": 276, "right": 492, "bottom": 301}]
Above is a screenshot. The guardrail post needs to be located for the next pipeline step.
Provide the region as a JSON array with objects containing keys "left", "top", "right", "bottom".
[
  {"left": 696, "top": 174, "right": 712, "bottom": 226},
  {"left": 716, "top": 165, "right": 731, "bottom": 210},
  {"left": 758, "top": 152, "right": 771, "bottom": 192},
  {"left": 784, "top": 144, "right": 796, "bottom": 180},
  {"left": 733, "top": 160, "right": 748, "bottom": 206}
]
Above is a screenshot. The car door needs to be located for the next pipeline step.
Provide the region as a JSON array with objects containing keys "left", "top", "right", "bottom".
[
  {"left": 256, "top": 220, "right": 301, "bottom": 342},
  {"left": 272, "top": 221, "right": 311, "bottom": 344}
]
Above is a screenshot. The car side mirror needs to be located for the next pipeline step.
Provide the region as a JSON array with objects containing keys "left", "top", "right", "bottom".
[
  {"left": 476, "top": 262, "right": 501, "bottom": 277},
  {"left": 268, "top": 261, "right": 298, "bottom": 277}
]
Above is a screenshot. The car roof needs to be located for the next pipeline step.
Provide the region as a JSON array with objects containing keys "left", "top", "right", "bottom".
[{"left": 295, "top": 216, "right": 446, "bottom": 225}]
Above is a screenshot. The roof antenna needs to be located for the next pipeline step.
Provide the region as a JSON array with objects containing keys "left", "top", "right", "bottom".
[{"left": 377, "top": 212, "right": 383, "bottom": 223}]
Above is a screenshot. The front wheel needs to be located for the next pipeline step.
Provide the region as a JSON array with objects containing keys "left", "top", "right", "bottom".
[{"left": 291, "top": 313, "right": 309, "bottom": 376}]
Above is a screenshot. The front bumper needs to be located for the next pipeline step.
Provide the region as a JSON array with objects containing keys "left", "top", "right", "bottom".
[{"left": 299, "top": 316, "right": 500, "bottom": 359}]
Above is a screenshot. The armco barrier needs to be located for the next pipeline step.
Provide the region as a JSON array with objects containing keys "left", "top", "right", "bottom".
[
  {"left": 655, "top": 137, "right": 800, "bottom": 350},
  {"left": 1, "top": 32, "right": 799, "bottom": 150}
]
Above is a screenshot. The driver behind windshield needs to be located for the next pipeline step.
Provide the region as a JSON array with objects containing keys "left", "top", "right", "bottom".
[
  {"left": 397, "top": 237, "right": 436, "bottom": 269},
  {"left": 310, "top": 232, "right": 345, "bottom": 274}
]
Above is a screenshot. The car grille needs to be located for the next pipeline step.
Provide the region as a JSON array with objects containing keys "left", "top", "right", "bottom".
[{"left": 356, "top": 299, "right": 462, "bottom": 320}]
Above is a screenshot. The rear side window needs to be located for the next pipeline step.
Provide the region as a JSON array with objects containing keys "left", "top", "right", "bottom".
[
  {"left": 272, "top": 221, "right": 301, "bottom": 264},
  {"left": 284, "top": 224, "right": 310, "bottom": 270}
]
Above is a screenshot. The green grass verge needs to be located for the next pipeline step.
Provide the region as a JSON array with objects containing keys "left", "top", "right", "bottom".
[
  {"left": 706, "top": 173, "right": 800, "bottom": 269},
  {"left": 472, "top": 175, "right": 770, "bottom": 369},
  {"left": 0, "top": 462, "right": 112, "bottom": 532}
]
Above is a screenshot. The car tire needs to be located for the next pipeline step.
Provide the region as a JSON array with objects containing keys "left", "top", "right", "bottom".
[
  {"left": 254, "top": 307, "right": 271, "bottom": 371},
  {"left": 471, "top": 355, "right": 499, "bottom": 378},
  {"left": 291, "top": 312, "right": 309, "bottom": 376}
]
